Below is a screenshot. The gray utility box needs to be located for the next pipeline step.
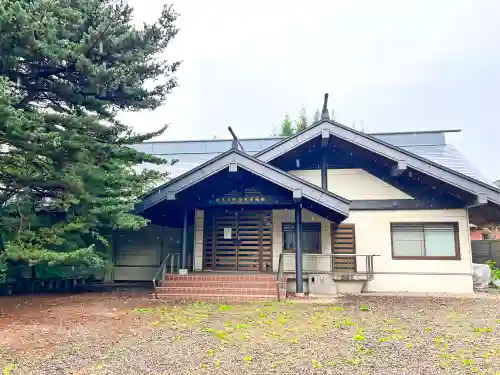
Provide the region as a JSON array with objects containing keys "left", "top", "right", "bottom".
[{"left": 308, "top": 274, "right": 336, "bottom": 295}]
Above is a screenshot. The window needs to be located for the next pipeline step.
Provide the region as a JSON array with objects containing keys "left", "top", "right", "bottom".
[
  {"left": 391, "top": 223, "right": 460, "bottom": 259},
  {"left": 283, "top": 222, "right": 321, "bottom": 253}
]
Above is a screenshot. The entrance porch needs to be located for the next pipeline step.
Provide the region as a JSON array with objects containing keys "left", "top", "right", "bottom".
[{"left": 139, "top": 149, "right": 352, "bottom": 299}]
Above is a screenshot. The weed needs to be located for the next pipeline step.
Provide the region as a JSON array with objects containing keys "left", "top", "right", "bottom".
[
  {"left": 462, "top": 359, "right": 474, "bottom": 366},
  {"left": 95, "top": 364, "right": 105, "bottom": 370},
  {"left": 311, "top": 359, "right": 323, "bottom": 368},
  {"left": 219, "top": 305, "right": 233, "bottom": 312},
  {"left": 379, "top": 337, "right": 389, "bottom": 343},
  {"left": 206, "top": 349, "right": 216, "bottom": 358},
  {"left": 326, "top": 361, "right": 337, "bottom": 367},
  {"left": 353, "top": 328, "right": 366, "bottom": 341},
  {"left": 194, "top": 301, "right": 208, "bottom": 308},
  {"left": 407, "top": 343, "right": 413, "bottom": 349},
  {"left": 359, "top": 305, "right": 371, "bottom": 311},
  {"left": 424, "top": 327, "right": 432, "bottom": 333},
  {"left": 203, "top": 327, "right": 216, "bottom": 333},
  {"left": 243, "top": 355, "right": 254, "bottom": 362}
]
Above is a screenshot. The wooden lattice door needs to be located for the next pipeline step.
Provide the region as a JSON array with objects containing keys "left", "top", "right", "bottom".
[{"left": 203, "top": 209, "right": 272, "bottom": 272}]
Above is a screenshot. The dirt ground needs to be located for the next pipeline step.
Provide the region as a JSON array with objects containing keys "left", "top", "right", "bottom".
[{"left": 0, "top": 291, "right": 499, "bottom": 375}]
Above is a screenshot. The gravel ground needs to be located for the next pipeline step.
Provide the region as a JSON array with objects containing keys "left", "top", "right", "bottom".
[{"left": 0, "top": 291, "right": 499, "bottom": 375}]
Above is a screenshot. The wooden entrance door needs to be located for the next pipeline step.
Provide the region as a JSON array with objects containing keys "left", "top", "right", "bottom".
[{"left": 203, "top": 209, "right": 272, "bottom": 272}]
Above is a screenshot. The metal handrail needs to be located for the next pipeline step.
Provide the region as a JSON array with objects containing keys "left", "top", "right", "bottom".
[
  {"left": 276, "top": 252, "right": 284, "bottom": 301},
  {"left": 277, "top": 253, "right": 380, "bottom": 283},
  {"left": 152, "top": 253, "right": 172, "bottom": 299}
]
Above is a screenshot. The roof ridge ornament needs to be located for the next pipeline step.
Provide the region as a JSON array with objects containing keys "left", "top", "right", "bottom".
[
  {"left": 228, "top": 126, "right": 245, "bottom": 152},
  {"left": 321, "top": 93, "right": 330, "bottom": 120}
]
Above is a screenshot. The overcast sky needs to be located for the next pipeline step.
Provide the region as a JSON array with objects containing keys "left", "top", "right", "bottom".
[{"left": 123, "top": 0, "right": 500, "bottom": 181}]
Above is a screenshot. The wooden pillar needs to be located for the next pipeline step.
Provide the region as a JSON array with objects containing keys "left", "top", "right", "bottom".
[
  {"left": 295, "top": 203, "right": 304, "bottom": 294},
  {"left": 180, "top": 210, "right": 188, "bottom": 270}
]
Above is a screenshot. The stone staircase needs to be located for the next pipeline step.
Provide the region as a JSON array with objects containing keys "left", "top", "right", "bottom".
[{"left": 154, "top": 273, "right": 287, "bottom": 302}]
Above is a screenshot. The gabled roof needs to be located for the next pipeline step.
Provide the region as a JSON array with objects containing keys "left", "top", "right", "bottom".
[
  {"left": 255, "top": 120, "right": 500, "bottom": 206},
  {"left": 135, "top": 148, "right": 350, "bottom": 218},
  {"left": 131, "top": 130, "right": 489, "bottom": 183}
]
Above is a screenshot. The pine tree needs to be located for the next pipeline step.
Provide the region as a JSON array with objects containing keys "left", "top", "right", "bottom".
[
  {"left": 295, "top": 108, "right": 308, "bottom": 132},
  {"left": 278, "top": 114, "right": 295, "bottom": 136},
  {"left": 0, "top": 0, "right": 180, "bottom": 278},
  {"left": 313, "top": 109, "right": 321, "bottom": 123}
]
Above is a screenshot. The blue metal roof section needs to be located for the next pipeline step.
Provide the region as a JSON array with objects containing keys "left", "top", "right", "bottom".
[{"left": 131, "top": 130, "right": 490, "bottom": 184}]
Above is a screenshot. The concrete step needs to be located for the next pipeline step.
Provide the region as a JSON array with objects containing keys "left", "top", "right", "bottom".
[
  {"left": 153, "top": 293, "right": 279, "bottom": 302},
  {"left": 160, "top": 280, "right": 281, "bottom": 289}
]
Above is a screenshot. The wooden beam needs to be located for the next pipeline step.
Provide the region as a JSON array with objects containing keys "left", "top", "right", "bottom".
[
  {"left": 391, "top": 160, "right": 407, "bottom": 176},
  {"left": 321, "top": 128, "right": 330, "bottom": 147},
  {"left": 293, "top": 188, "right": 302, "bottom": 203}
]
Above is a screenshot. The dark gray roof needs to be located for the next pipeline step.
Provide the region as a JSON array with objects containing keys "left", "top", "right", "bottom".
[
  {"left": 136, "top": 149, "right": 350, "bottom": 221},
  {"left": 132, "top": 129, "right": 490, "bottom": 184}
]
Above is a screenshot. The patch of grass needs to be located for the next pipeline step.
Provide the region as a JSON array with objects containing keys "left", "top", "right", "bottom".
[
  {"left": 356, "top": 344, "right": 373, "bottom": 355},
  {"left": 383, "top": 319, "right": 398, "bottom": 325},
  {"left": 2, "top": 365, "right": 15, "bottom": 375},
  {"left": 345, "top": 358, "right": 361, "bottom": 366},
  {"left": 335, "top": 317, "right": 356, "bottom": 329},
  {"left": 472, "top": 326, "right": 493, "bottom": 333},
  {"left": 236, "top": 323, "right": 250, "bottom": 330},
  {"left": 328, "top": 306, "right": 344, "bottom": 311},
  {"left": 353, "top": 328, "right": 366, "bottom": 341},
  {"left": 214, "top": 330, "right": 228, "bottom": 340},
  {"left": 383, "top": 328, "right": 400, "bottom": 333},
  {"left": 132, "top": 307, "right": 153, "bottom": 313}
]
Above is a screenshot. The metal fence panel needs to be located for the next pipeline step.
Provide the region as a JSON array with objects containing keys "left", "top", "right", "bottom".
[{"left": 471, "top": 240, "right": 500, "bottom": 264}]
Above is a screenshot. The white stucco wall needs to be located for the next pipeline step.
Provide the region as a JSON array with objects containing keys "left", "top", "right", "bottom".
[
  {"left": 191, "top": 170, "right": 474, "bottom": 294},
  {"left": 343, "top": 209, "right": 474, "bottom": 294},
  {"left": 272, "top": 208, "right": 332, "bottom": 273},
  {"left": 289, "top": 169, "right": 413, "bottom": 200}
]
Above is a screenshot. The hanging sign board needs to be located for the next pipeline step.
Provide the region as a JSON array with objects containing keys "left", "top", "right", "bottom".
[{"left": 224, "top": 227, "right": 232, "bottom": 239}]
